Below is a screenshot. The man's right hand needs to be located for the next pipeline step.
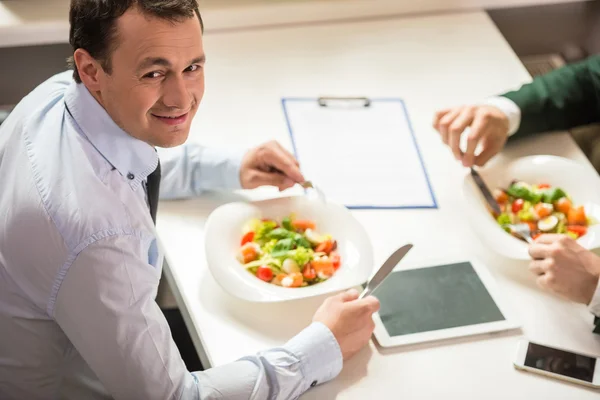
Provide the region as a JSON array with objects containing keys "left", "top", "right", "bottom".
[
  {"left": 313, "top": 289, "right": 380, "bottom": 361},
  {"left": 432, "top": 105, "right": 510, "bottom": 167}
]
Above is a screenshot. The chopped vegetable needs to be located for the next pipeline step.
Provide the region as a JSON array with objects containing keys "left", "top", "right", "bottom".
[
  {"left": 512, "top": 198, "right": 525, "bottom": 213},
  {"left": 292, "top": 219, "right": 316, "bottom": 231},
  {"left": 555, "top": 197, "right": 572, "bottom": 214},
  {"left": 241, "top": 231, "right": 255, "bottom": 246},
  {"left": 568, "top": 206, "right": 587, "bottom": 226},
  {"left": 493, "top": 181, "right": 593, "bottom": 241},
  {"left": 256, "top": 265, "right": 274, "bottom": 282},
  {"left": 567, "top": 225, "right": 587, "bottom": 237},
  {"left": 534, "top": 203, "right": 553, "bottom": 219},
  {"left": 238, "top": 215, "right": 340, "bottom": 287},
  {"left": 494, "top": 189, "right": 508, "bottom": 204},
  {"left": 566, "top": 231, "right": 579, "bottom": 240}
]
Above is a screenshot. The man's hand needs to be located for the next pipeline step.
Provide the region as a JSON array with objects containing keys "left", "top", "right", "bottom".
[
  {"left": 528, "top": 235, "right": 600, "bottom": 305},
  {"left": 240, "top": 141, "right": 305, "bottom": 191},
  {"left": 432, "top": 105, "right": 510, "bottom": 167},
  {"left": 313, "top": 289, "right": 380, "bottom": 361}
]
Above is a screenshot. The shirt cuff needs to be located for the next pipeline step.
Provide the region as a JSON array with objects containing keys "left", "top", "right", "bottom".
[
  {"left": 284, "top": 321, "right": 343, "bottom": 390},
  {"left": 482, "top": 96, "right": 522, "bottom": 136},
  {"left": 588, "top": 279, "right": 600, "bottom": 318}
]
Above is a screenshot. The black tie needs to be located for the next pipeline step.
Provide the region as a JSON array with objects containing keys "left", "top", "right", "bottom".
[{"left": 147, "top": 161, "right": 161, "bottom": 225}]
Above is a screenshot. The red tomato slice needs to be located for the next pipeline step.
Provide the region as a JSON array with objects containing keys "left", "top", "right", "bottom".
[
  {"left": 302, "top": 264, "right": 316, "bottom": 280},
  {"left": 537, "top": 183, "right": 551, "bottom": 189},
  {"left": 330, "top": 251, "right": 341, "bottom": 270},
  {"left": 567, "top": 225, "right": 587, "bottom": 237},
  {"left": 256, "top": 265, "right": 273, "bottom": 282},
  {"left": 512, "top": 199, "right": 525, "bottom": 213},
  {"left": 241, "top": 231, "right": 255, "bottom": 246}
]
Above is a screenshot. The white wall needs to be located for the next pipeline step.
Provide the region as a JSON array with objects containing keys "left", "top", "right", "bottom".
[{"left": 0, "top": 0, "right": 590, "bottom": 47}]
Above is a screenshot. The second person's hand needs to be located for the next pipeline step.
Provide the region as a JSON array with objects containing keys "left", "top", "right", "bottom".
[{"left": 432, "top": 105, "right": 510, "bottom": 167}]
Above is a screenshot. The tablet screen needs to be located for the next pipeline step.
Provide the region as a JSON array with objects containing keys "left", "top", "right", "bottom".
[{"left": 375, "top": 262, "right": 505, "bottom": 337}]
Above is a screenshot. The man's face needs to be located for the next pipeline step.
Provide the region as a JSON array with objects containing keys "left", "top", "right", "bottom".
[{"left": 96, "top": 8, "right": 204, "bottom": 148}]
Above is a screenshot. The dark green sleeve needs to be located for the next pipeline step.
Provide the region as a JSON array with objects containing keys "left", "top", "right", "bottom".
[
  {"left": 595, "top": 316, "right": 600, "bottom": 334},
  {"left": 502, "top": 55, "right": 600, "bottom": 138}
]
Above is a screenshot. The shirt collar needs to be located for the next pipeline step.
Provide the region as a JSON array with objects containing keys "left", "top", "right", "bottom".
[{"left": 64, "top": 80, "right": 158, "bottom": 189}]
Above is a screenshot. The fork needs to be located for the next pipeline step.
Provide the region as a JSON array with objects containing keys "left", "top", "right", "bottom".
[
  {"left": 299, "top": 181, "right": 326, "bottom": 203},
  {"left": 504, "top": 223, "right": 534, "bottom": 244}
]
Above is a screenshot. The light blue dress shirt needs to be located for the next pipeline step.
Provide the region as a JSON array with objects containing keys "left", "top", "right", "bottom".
[{"left": 0, "top": 71, "right": 343, "bottom": 400}]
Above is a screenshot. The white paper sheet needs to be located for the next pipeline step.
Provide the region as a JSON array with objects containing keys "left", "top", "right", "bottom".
[{"left": 282, "top": 98, "right": 436, "bottom": 209}]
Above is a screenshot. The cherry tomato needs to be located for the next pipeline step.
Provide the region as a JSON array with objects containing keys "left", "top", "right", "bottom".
[
  {"left": 302, "top": 264, "right": 316, "bottom": 280},
  {"left": 330, "top": 251, "right": 341, "bottom": 270},
  {"left": 567, "top": 206, "right": 587, "bottom": 226},
  {"left": 315, "top": 239, "right": 334, "bottom": 254},
  {"left": 537, "top": 183, "right": 551, "bottom": 189},
  {"left": 240, "top": 231, "right": 255, "bottom": 246},
  {"left": 256, "top": 265, "right": 273, "bottom": 282},
  {"left": 512, "top": 198, "right": 525, "bottom": 213},
  {"left": 567, "top": 225, "right": 587, "bottom": 237},
  {"left": 292, "top": 219, "right": 316, "bottom": 231},
  {"left": 555, "top": 197, "right": 572, "bottom": 215}
]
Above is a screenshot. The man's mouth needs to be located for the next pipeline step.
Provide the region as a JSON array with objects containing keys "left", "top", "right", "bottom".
[{"left": 151, "top": 112, "right": 189, "bottom": 126}]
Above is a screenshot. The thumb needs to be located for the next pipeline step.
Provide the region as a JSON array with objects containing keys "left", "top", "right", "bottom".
[{"left": 339, "top": 288, "right": 360, "bottom": 302}]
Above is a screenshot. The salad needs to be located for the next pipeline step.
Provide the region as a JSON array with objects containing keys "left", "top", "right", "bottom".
[
  {"left": 493, "top": 181, "right": 593, "bottom": 240},
  {"left": 236, "top": 215, "right": 341, "bottom": 287}
]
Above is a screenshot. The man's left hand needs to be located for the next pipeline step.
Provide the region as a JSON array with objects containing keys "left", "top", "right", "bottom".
[
  {"left": 528, "top": 235, "right": 600, "bottom": 305},
  {"left": 240, "top": 141, "right": 305, "bottom": 191}
]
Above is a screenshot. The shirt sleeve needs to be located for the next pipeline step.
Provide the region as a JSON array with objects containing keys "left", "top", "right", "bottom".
[
  {"left": 482, "top": 96, "right": 522, "bottom": 137},
  {"left": 157, "top": 143, "right": 246, "bottom": 200},
  {"left": 53, "top": 233, "right": 343, "bottom": 400}
]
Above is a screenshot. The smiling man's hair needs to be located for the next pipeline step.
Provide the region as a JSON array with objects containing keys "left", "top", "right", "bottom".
[{"left": 67, "top": 0, "right": 203, "bottom": 83}]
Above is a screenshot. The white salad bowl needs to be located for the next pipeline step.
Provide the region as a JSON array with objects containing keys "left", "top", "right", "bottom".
[
  {"left": 204, "top": 195, "right": 374, "bottom": 302},
  {"left": 462, "top": 155, "right": 600, "bottom": 260}
]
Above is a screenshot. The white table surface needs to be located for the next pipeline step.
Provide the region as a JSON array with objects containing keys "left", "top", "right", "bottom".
[{"left": 156, "top": 10, "right": 600, "bottom": 399}]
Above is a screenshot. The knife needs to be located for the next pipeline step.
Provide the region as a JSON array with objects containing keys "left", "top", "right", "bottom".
[
  {"left": 470, "top": 168, "right": 502, "bottom": 215},
  {"left": 359, "top": 244, "right": 413, "bottom": 299}
]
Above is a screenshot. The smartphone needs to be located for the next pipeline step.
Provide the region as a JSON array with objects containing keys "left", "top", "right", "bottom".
[{"left": 514, "top": 339, "right": 600, "bottom": 389}]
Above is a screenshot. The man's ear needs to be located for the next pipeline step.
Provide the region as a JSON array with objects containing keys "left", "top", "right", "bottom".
[{"left": 73, "top": 48, "right": 105, "bottom": 91}]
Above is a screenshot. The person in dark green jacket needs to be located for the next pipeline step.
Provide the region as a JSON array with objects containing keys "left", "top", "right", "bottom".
[{"left": 433, "top": 55, "right": 600, "bottom": 333}]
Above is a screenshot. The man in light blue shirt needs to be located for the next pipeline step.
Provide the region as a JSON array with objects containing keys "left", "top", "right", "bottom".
[{"left": 0, "top": 0, "right": 380, "bottom": 399}]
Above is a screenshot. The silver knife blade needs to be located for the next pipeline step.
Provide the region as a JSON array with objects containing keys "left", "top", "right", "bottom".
[
  {"left": 470, "top": 168, "right": 502, "bottom": 215},
  {"left": 359, "top": 244, "right": 413, "bottom": 299}
]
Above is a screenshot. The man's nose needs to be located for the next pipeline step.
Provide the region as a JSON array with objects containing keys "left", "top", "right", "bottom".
[{"left": 161, "top": 75, "right": 190, "bottom": 110}]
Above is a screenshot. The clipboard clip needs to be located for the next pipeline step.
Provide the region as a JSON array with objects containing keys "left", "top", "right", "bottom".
[{"left": 318, "top": 96, "right": 371, "bottom": 108}]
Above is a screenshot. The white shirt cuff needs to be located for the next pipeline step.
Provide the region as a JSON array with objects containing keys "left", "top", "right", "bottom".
[
  {"left": 588, "top": 279, "right": 600, "bottom": 317},
  {"left": 483, "top": 96, "right": 522, "bottom": 136},
  {"left": 284, "top": 321, "right": 344, "bottom": 390}
]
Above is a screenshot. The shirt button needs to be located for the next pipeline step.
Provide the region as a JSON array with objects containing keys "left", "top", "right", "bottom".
[
  {"left": 127, "top": 173, "right": 135, "bottom": 180},
  {"left": 310, "top": 381, "right": 317, "bottom": 388}
]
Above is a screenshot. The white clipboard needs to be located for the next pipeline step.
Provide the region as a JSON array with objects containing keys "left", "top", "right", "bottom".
[{"left": 282, "top": 97, "right": 437, "bottom": 209}]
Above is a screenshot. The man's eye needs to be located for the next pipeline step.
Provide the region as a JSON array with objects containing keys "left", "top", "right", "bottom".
[
  {"left": 143, "top": 71, "right": 162, "bottom": 79},
  {"left": 185, "top": 64, "right": 202, "bottom": 72}
]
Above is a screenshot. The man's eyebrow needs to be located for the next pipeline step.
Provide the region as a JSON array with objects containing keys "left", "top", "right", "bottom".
[
  {"left": 189, "top": 55, "right": 206, "bottom": 65},
  {"left": 137, "top": 57, "right": 171, "bottom": 71},
  {"left": 136, "top": 55, "right": 206, "bottom": 71}
]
